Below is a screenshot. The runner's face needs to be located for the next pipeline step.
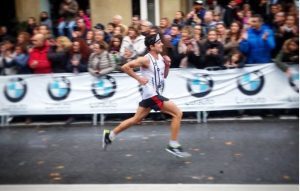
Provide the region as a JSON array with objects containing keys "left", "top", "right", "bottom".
[{"left": 153, "top": 40, "right": 163, "bottom": 53}]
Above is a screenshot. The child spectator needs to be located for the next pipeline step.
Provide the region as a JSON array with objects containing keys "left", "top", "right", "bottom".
[{"left": 224, "top": 49, "right": 245, "bottom": 68}]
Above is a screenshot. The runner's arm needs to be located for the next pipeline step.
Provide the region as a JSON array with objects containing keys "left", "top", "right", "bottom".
[{"left": 121, "top": 57, "right": 149, "bottom": 85}]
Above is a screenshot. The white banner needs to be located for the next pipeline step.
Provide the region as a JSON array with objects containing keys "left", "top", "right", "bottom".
[{"left": 0, "top": 63, "right": 298, "bottom": 115}]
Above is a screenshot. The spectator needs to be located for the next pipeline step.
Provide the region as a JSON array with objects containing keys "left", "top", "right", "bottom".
[
  {"left": 112, "top": 15, "right": 128, "bottom": 35},
  {"left": 257, "top": 0, "right": 268, "bottom": 22},
  {"left": 192, "top": 24, "right": 203, "bottom": 44},
  {"left": 38, "top": 24, "right": 52, "bottom": 40},
  {"left": 85, "top": 30, "right": 94, "bottom": 49},
  {"left": 224, "top": 21, "right": 243, "bottom": 55},
  {"left": 0, "top": 26, "right": 10, "bottom": 43},
  {"left": 177, "top": 26, "right": 201, "bottom": 68},
  {"left": 272, "top": 11, "right": 286, "bottom": 57},
  {"left": 66, "top": 38, "right": 90, "bottom": 73},
  {"left": 279, "top": 14, "right": 298, "bottom": 42},
  {"left": 131, "top": 15, "right": 141, "bottom": 30},
  {"left": 239, "top": 14, "right": 275, "bottom": 64},
  {"left": 13, "top": 44, "right": 31, "bottom": 74},
  {"left": 72, "top": 18, "right": 88, "bottom": 39},
  {"left": 224, "top": 49, "right": 245, "bottom": 68},
  {"left": 213, "top": 12, "right": 222, "bottom": 23},
  {"left": 172, "top": 11, "right": 186, "bottom": 28},
  {"left": 78, "top": 9, "right": 91, "bottom": 30},
  {"left": 106, "top": 22, "right": 116, "bottom": 42},
  {"left": 39, "top": 11, "right": 52, "bottom": 31},
  {"left": 265, "top": 4, "right": 279, "bottom": 26},
  {"left": 28, "top": 34, "right": 52, "bottom": 74},
  {"left": 65, "top": 38, "right": 91, "bottom": 125},
  {"left": 58, "top": 0, "right": 79, "bottom": 38},
  {"left": 16, "top": 32, "right": 31, "bottom": 48},
  {"left": 108, "top": 35, "right": 123, "bottom": 71},
  {"left": 88, "top": 41, "right": 115, "bottom": 77},
  {"left": 113, "top": 25, "right": 126, "bottom": 37},
  {"left": 201, "top": 29, "right": 224, "bottom": 69},
  {"left": 26, "top": 17, "right": 38, "bottom": 35},
  {"left": 119, "top": 45, "right": 138, "bottom": 71},
  {"left": 159, "top": 17, "right": 172, "bottom": 36},
  {"left": 0, "top": 38, "right": 17, "bottom": 75},
  {"left": 120, "top": 26, "right": 146, "bottom": 59},
  {"left": 94, "top": 23, "right": 111, "bottom": 43},
  {"left": 223, "top": 0, "right": 237, "bottom": 28},
  {"left": 186, "top": 0, "right": 206, "bottom": 24},
  {"left": 274, "top": 37, "right": 298, "bottom": 77},
  {"left": 140, "top": 20, "right": 152, "bottom": 36},
  {"left": 210, "top": 0, "right": 223, "bottom": 16},
  {"left": 242, "top": 10, "right": 253, "bottom": 29},
  {"left": 94, "top": 30, "right": 108, "bottom": 48},
  {"left": 48, "top": 36, "right": 72, "bottom": 73},
  {"left": 215, "top": 22, "right": 227, "bottom": 44},
  {"left": 202, "top": 11, "right": 217, "bottom": 35},
  {"left": 168, "top": 24, "right": 181, "bottom": 47},
  {"left": 109, "top": 35, "right": 123, "bottom": 51}
]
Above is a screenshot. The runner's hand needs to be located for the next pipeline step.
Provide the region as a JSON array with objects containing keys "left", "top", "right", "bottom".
[{"left": 138, "top": 76, "right": 148, "bottom": 85}]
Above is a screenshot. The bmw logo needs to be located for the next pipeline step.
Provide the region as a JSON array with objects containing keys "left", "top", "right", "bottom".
[
  {"left": 92, "top": 75, "right": 117, "bottom": 99},
  {"left": 187, "top": 74, "right": 214, "bottom": 98},
  {"left": 4, "top": 77, "right": 27, "bottom": 102},
  {"left": 289, "top": 71, "right": 299, "bottom": 93},
  {"left": 47, "top": 77, "right": 71, "bottom": 101},
  {"left": 238, "top": 70, "right": 264, "bottom": 96}
]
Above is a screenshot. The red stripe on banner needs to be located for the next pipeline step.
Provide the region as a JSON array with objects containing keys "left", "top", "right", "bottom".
[{"left": 151, "top": 96, "right": 163, "bottom": 110}]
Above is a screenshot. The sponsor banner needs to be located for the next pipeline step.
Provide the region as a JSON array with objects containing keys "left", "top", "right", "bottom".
[{"left": 0, "top": 63, "right": 298, "bottom": 115}]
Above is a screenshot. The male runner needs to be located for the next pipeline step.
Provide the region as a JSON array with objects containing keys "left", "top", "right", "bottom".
[{"left": 103, "top": 33, "right": 191, "bottom": 158}]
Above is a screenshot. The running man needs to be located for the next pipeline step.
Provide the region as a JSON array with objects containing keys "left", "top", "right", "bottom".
[{"left": 103, "top": 33, "right": 191, "bottom": 158}]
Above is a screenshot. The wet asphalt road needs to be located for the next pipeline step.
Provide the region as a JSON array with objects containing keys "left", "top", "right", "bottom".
[{"left": 0, "top": 119, "right": 298, "bottom": 184}]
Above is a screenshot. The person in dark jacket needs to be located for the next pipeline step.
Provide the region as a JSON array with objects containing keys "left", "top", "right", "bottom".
[
  {"left": 66, "top": 38, "right": 90, "bottom": 73},
  {"left": 239, "top": 14, "right": 275, "bottom": 64},
  {"left": 201, "top": 29, "right": 224, "bottom": 69},
  {"left": 223, "top": 0, "right": 237, "bottom": 28},
  {"left": 47, "top": 36, "right": 72, "bottom": 73}
]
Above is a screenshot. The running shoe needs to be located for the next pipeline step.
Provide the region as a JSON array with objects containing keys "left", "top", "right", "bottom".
[
  {"left": 102, "top": 129, "right": 112, "bottom": 150},
  {"left": 165, "top": 145, "right": 191, "bottom": 158}
]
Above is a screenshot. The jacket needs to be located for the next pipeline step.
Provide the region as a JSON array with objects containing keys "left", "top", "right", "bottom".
[
  {"left": 28, "top": 44, "right": 52, "bottom": 74},
  {"left": 120, "top": 35, "right": 146, "bottom": 58},
  {"left": 239, "top": 25, "right": 275, "bottom": 64},
  {"left": 88, "top": 51, "right": 115, "bottom": 77}
]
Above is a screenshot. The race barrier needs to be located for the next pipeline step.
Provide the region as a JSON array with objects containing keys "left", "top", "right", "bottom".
[{"left": 0, "top": 63, "right": 298, "bottom": 125}]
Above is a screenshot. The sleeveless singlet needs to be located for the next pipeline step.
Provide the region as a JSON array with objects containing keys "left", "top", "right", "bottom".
[{"left": 140, "top": 53, "right": 165, "bottom": 100}]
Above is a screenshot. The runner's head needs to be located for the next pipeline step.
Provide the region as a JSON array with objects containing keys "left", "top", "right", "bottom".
[{"left": 144, "top": 33, "right": 163, "bottom": 52}]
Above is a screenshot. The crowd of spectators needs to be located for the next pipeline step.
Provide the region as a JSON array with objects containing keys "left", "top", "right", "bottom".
[
  {"left": 0, "top": 0, "right": 298, "bottom": 77},
  {"left": 0, "top": 0, "right": 298, "bottom": 123}
]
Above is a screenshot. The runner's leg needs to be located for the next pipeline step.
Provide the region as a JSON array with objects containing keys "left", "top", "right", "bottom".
[
  {"left": 113, "top": 106, "right": 151, "bottom": 135},
  {"left": 160, "top": 100, "right": 183, "bottom": 141}
]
